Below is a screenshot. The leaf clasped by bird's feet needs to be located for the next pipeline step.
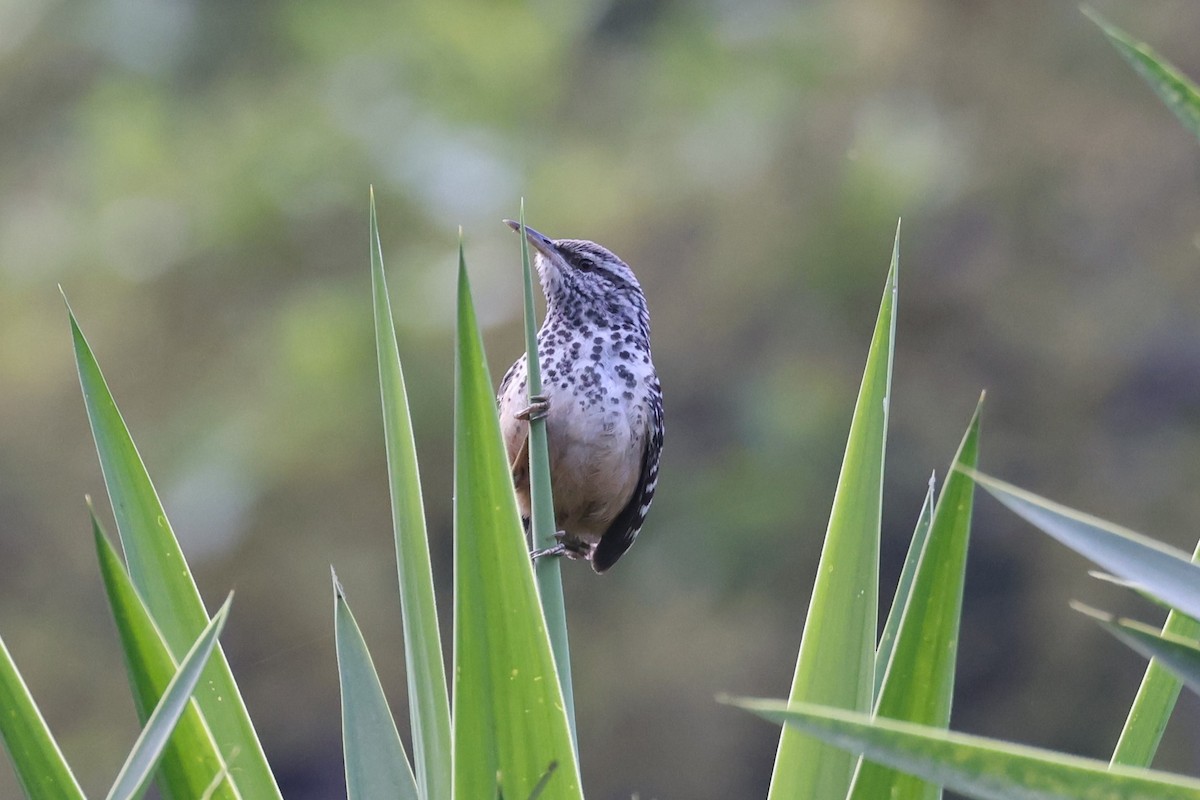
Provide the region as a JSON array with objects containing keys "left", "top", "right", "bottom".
[
  {"left": 531, "top": 530, "right": 589, "bottom": 561},
  {"left": 515, "top": 394, "right": 550, "bottom": 421}
]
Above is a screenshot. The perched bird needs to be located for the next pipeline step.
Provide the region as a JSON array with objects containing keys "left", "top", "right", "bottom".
[{"left": 498, "top": 221, "right": 663, "bottom": 573}]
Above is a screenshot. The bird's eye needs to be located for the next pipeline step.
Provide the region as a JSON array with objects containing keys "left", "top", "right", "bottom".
[{"left": 577, "top": 257, "right": 596, "bottom": 272}]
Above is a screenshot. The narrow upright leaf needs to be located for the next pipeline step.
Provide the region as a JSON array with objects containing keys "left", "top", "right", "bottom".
[
  {"left": 67, "top": 298, "right": 280, "bottom": 799},
  {"left": 1084, "top": 8, "right": 1200, "bottom": 143},
  {"left": 850, "top": 401, "right": 982, "bottom": 800},
  {"left": 970, "top": 472, "right": 1200, "bottom": 622},
  {"left": 739, "top": 698, "right": 1200, "bottom": 799},
  {"left": 875, "top": 473, "right": 936, "bottom": 701},
  {"left": 517, "top": 202, "right": 576, "bottom": 746},
  {"left": 768, "top": 223, "right": 898, "bottom": 800},
  {"left": 106, "top": 595, "right": 233, "bottom": 800},
  {"left": 94, "top": 515, "right": 238, "bottom": 800},
  {"left": 334, "top": 572, "right": 419, "bottom": 800},
  {"left": 1111, "top": 540, "right": 1200, "bottom": 767},
  {"left": 452, "top": 243, "right": 583, "bottom": 800},
  {"left": 370, "top": 189, "right": 452, "bottom": 800},
  {"left": 0, "top": 635, "right": 85, "bottom": 800}
]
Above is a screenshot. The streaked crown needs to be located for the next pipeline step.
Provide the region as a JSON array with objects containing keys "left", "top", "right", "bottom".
[{"left": 504, "top": 220, "right": 649, "bottom": 334}]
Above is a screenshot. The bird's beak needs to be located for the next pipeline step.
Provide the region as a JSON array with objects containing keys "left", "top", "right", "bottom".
[{"left": 503, "top": 219, "right": 558, "bottom": 259}]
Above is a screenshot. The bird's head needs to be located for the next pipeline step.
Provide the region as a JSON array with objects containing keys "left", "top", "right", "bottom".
[{"left": 504, "top": 220, "right": 645, "bottom": 316}]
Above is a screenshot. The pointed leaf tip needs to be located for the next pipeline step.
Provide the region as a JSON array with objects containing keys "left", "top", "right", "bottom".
[
  {"left": 1070, "top": 601, "right": 1116, "bottom": 623},
  {"left": 767, "top": 230, "right": 897, "bottom": 799}
]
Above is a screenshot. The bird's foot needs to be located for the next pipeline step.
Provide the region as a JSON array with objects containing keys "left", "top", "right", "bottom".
[
  {"left": 531, "top": 542, "right": 569, "bottom": 561},
  {"left": 516, "top": 394, "right": 550, "bottom": 421},
  {"left": 531, "top": 531, "right": 588, "bottom": 561}
]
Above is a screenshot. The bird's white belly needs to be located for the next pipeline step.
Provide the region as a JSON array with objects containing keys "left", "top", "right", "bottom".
[{"left": 542, "top": 378, "right": 645, "bottom": 542}]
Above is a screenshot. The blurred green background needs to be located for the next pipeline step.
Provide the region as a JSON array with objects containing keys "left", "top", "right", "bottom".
[{"left": 3, "top": 0, "right": 1200, "bottom": 797}]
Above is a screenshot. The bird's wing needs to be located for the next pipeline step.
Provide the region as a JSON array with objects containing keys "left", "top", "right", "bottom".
[
  {"left": 497, "top": 355, "right": 524, "bottom": 400},
  {"left": 497, "top": 355, "right": 531, "bottom": 492},
  {"left": 591, "top": 392, "right": 663, "bottom": 573}
]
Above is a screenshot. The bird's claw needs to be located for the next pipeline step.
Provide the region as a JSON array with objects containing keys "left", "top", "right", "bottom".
[
  {"left": 530, "top": 542, "right": 569, "bottom": 561},
  {"left": 531, "top": 530, "right": 588, "bottom": 561},
  {"left": 516, "top": 394, "right": 550, "bottom": 421}
]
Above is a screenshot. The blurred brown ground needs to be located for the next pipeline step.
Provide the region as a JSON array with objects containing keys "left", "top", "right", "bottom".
[{"left": 2, "top": 1, "right": 1200, "bottom": 797}]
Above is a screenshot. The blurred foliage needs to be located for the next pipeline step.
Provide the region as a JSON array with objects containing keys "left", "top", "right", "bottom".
[{"left": 2, "top": 1, "right": 1200, "bottom": 797}]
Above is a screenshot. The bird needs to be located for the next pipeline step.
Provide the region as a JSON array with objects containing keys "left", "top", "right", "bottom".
[{"left": 498, "top": 220, "right": 663, "bottom": 573}]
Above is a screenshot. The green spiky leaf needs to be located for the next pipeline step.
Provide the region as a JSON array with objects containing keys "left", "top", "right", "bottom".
[
  {"left": 370, "top": 189, "right": 452, "bottom": 799},
  {"left": 875, "top": 474, "right": 936, "bottom": 701},
  {"left": 516, "top": 203, "right": 576, "bottom": 747},
  {"left": 768, "top": 223, "right": 898, "bottom": 799},
  {"left": 0, "top": 633, "right": 85, "bottom": 799},
  {"left": 67, "top": 297, "right": 280, "bottom": 799},
  {"left": 969, "top": 472, "right": 1200, "bottom": 623},
  {"left": 1110, "top": 540, "right": 1200, "bottom": 768},
  {"left": 1074, "top": 604, "right": 1200, "bottom": 701},
  {"left": 94, "top": 514, "right": 237, "bottom": 800},
  {"left": 451, "top": 242, "right": 583, "bottom": 799},
  {"left": 1084, "top": 7, "right": 1200, "bottom": 143},
  {"left": 850, "top": 400, "right": 982, "bottom": 800},
  {"left": 333, "top": 572, "right": 419, "bottom": 800},
  {"left": 106, "top": 594, "right": 233, "bottom": 800},
  {"left": 740, "top": 698, "right": 1200, "bottom": 799}
]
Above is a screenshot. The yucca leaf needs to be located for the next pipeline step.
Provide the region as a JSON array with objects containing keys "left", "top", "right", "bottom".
[
  {"left": 974, "top": 468, "right": 1200, "bottom": 765},
  {"left": 452, "top": 241, "right": 583, "bottom": 799},
  {"left": 370, "top": 189, "right": 452, "bottom": 799},
  {"left": 1084, "top": 7, "right": 1200, "bottom": 143},
  {"left": 969, "top": 472, "right": 1200, "bottom": 623},
  {"left": 1073, "top": 603, "right": 1200, "bottom": 701},
  {"left": 739, "top": 698, "right": 1200, "bottom": 799},
  {"left": 850, "top": 400, "right": 982, "bottom": 800},
  {"left": 333, "top": 572, "right": 419, "bottom": 800},
  {"left": 875, "top": 473, "right": 936, "bottom": 701},
  {"left": 768, "top": 222, "right": 898, "bottom": 799},
  {"left": 1110, "top": 540, "right": 1200, "bottom": 768},
  {"left": 0, "top": 632, "right": 85, "bottom": 799},
  {"left": 106, "top": 594, "right": 233, "bottom": 800},
  {"left": 94, "top": 513, "right": 238, "bottom": 800},
  {"left": 516, "top": 202, "right": 576, "bottom": 745},
  {"left": 67, "top": 297, "right": 280, "bottom": 798},
  {"left": 1088, "top": 572, "right": 1172, "bottom": 607}
]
